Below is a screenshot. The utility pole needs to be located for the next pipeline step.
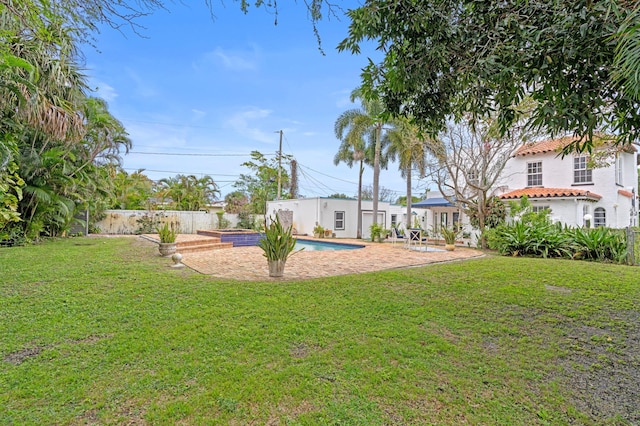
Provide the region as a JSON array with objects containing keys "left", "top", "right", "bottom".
[{"left": 275, "top": 130, "right": 283, "bottom": 200}]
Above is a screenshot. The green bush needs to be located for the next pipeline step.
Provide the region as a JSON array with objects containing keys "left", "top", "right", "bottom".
[
  {"left": 369, "top": 222, "right": 386, "bottom": 242},
  {"left": 237, "top": 211, "right": 256, "bottom": 230},
  {"left": 491, "top": 220, "right": 628, "bottom": 264},
  {"left": 571, "top": 227, "right": 628, "bottom": 263}
]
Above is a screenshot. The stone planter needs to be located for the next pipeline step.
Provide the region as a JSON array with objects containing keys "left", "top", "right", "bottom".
[
  {"left": 158, "top": 242, "right": 177, "bottom": 257},
  {"left": 268, "top": 259, "right": 286, "bottom": 277},
  {"left": 445, "top": 244, "right": 455, "bottom": 251}
]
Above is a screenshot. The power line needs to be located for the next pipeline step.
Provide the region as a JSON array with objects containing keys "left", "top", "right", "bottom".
[
  {"left": 297, "top": 163, "right": 359, "bottom": 184},
  {"left": 122, "top": 168, "right": 239, "bottom": 180},
  {"left": 128, "top": 152, "right": 254, "bottom": 157}
]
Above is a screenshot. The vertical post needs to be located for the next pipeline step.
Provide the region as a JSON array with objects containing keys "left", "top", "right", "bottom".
[
  {"left": 627, "top": 227, "right": 635, "bottom": 265},
  {"left": 277, "top": 129, "right": 283, "bottom": 200}
]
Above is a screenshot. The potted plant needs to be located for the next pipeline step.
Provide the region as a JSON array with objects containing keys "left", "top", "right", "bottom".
[
  {"left": 440, "top": 226, "right": 460, "bottom": 251},
  {"left": 369, "top": 222, "right": 386, "bottom": 242},
  {"left": 156, "top": 222, "right": 177, "bottom": 257},
  {"left": 258, "top": 214, "right": 300, "bottom": 277},
  {"left": 313, "top": 224, "right": 324, "bottom": 238}
]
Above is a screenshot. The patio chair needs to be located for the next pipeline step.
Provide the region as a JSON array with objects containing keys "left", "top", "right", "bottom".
[
  {"left": 390, "top": 227, "right": 405, "bottom": 245},
  {"left": 405, "top": 228, "right": 427, "bottom": 250}
]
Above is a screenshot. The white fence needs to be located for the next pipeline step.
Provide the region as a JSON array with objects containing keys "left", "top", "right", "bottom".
[{"left": 95, "top": 210, "right": 240, "bottom": 235}]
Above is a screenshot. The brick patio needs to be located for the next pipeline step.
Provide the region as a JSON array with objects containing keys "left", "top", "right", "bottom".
[{"left": 147, "top": 236, "right": 485, "bottom": 281}]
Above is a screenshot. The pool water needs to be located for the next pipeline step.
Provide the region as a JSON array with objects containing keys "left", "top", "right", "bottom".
[{"left": 294, "top": 239, "right": 364, "bottom": 251}]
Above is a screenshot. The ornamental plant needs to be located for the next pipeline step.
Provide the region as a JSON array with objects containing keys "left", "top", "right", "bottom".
[
  {"left": 156, "top": 222, "right": 177, "bottom": 243},
  {"left": 258, "top": 214, "right": 299, "bottom": 261},
  {"left": 440, "top": 226, "right": 460, "bottom": 245},
  {"left": 369, "top": 222, "right": 386, "bottom": 242}
]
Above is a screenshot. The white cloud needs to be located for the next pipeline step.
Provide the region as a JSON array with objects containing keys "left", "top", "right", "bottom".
[
  {"left": 191, "top": 109, "right": 207, "bottom": 119},
  {"left": 226, "top": 108, "right": 276, "bottom": 144},
  {"left": 195, "top": 46, "right": 259, "bottom": 72}
]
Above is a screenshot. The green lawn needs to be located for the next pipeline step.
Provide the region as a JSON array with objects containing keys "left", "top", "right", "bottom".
[{"left": 1, "top": 237, "right": 638, "bottom": 425}]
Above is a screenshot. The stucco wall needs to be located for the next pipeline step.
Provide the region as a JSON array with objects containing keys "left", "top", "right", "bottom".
[
  {"left": 267, "top": 198, "right": 404, "bottom": 239},
  {"left": 499, "top": 149, "right": 638, "bottom": 228}
]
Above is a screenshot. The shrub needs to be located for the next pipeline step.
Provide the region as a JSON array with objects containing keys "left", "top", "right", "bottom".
[
  {"left": 571, "top": 227, "right": 628, "bottom": 263},
  {"left": 369, "top": 222, "right": 386, "bottom": 242},
  {"left": 237, "top": 211, "right": 256, "bottom": 229}
]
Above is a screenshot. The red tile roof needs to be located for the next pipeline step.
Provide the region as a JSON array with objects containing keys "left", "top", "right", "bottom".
[
  {"left": 618, "top": 189, "right": 635, "bottom": 198},
  {"left": 514, "top": 136, "right": 637, "bottom": 157},
  {"left": 514, "top": 137, "right": 576, "bottom": 156},
  {"left": 499, "top": 187, "right": 602, "bottom": 200}
]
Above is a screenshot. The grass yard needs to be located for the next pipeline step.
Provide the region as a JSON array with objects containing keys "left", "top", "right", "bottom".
[{"left": 1, "top": 237, "right": 639, "bottom": 425}]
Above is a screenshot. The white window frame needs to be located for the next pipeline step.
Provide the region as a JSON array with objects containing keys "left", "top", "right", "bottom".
[
  {"left": 334, "top": 211, "right": 345, "bottom": 230},
  {"left": 615, "top": 154, "right": 623, "bottom": 186},
  {"left": 573, "top": 155, "right": 592, "bottom": 184},
  {"left": 440, "top": 212, "right": 448, "bottom": 228},
  {"left": 532, "top": 206, "right": 551, "bottom": 214},
  {"left": 527, "top": 162, "right": 543, "bottom": 187},
  {"left": 594, "top": 207, "right": 606, "bottom": 227}
]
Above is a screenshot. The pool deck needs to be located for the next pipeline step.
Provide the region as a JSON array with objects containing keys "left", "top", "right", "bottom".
[{"left": 146, "top": 235, "right": 485, "bottom": 281}]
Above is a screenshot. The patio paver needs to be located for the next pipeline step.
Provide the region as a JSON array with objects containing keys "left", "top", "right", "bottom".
[{"left": 147, "top": 236, "right": 485, "bottom": 281}]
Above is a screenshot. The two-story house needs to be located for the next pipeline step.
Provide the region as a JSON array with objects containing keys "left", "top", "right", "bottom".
[{"left": 496, "top": 136, "right": 638, "bottom": 228}]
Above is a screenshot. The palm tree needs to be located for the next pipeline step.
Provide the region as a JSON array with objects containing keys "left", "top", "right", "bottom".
[
  {"left": 333, "top": 118, "right": 366, "bottom": 238},
  {"left": 334, "top": 88, "right": 392, "bottom": 236},
  {"left": 387, "top": 120, "right": 434, "bottom": 229},
  {"left": 158, "top": 174, "right": 220, "bottom": 211}
]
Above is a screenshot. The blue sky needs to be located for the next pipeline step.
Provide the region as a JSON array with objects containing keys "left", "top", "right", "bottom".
[{"left": 82, "top": 2, "right": 427, "bottom": 200}]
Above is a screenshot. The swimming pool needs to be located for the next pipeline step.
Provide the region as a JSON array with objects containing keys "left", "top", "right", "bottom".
[{"left": 294, "top": 239, "right": 365, "bottom": 251}]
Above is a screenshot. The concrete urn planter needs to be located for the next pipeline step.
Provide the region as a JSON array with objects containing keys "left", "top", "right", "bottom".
[
  {"left": 158, "top": 243, "right": 177, "bottom": 257},
  {"left": 444, "top": 244, "right": 455, "bottom": 251}
]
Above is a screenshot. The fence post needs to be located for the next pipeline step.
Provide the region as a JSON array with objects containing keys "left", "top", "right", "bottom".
[{"left": 627, "top": 227, "right": 635, "bottom": 266}]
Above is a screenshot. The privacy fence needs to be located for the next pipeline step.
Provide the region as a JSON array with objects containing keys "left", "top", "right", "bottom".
[{"left": 94, "top": 210, "right": 240, "bottom": 235}]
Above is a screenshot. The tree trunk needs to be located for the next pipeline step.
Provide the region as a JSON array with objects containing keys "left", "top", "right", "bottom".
[
  {"left": 357, "top": 160, "right": 364, "bottom": 239},
  {"left": 372, "top": 123, "right": 381, "bottom": 226},
  {"left": 478, "top": 191, "right": 487, "bottom": 249},
  {"left": 405, "top": 165, "right": 412, "bottom": 229}
]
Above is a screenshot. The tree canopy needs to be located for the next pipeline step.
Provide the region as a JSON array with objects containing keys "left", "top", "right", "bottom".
[{"left": 339, "top": 0, "right": 640, "bottom": 152}]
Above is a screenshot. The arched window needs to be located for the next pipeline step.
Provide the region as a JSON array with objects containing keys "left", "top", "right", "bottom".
[{"left": 594, "top": 207, "right": 606, "bottom": 227}]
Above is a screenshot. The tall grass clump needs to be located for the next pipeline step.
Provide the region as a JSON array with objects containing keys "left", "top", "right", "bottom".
[{"left": 489, "top": 197, "right": 629, "bottom": 263}]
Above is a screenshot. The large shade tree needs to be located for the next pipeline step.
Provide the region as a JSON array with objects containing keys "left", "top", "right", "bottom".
[
  {"left": 1, "top": 10, "right": 131, "bottom": 238},
  {"left": 339, "top": 0, "right": 640, "bottom": 153},
  {"left": 234, "top": 151, "right": 291, "bottom": 215},
  {"left": 428, "top": 115, "right": 527, "bottom": 248}
]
